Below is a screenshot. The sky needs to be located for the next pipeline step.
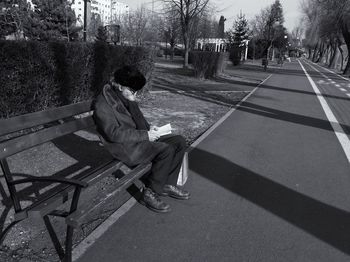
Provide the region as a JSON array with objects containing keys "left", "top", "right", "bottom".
[{"left": 125, "top": 0, "right": 303, "bottom": 32}]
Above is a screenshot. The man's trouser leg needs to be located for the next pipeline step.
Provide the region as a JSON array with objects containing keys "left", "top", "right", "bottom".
[
  {"left": 159, "top": 135, "right": 186, "bottom": 186},
  {"left": 147, "top": 135, "right": 186, "bottom": 194}
]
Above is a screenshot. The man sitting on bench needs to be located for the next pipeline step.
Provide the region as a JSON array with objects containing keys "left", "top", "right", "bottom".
[{"left": 93, "top": 66, "right": 190, "bottom": 213}]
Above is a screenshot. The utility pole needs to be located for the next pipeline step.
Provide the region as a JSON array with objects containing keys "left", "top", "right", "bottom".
[{"left": 83, "top": 0, "right": 88, "bottom": 41}]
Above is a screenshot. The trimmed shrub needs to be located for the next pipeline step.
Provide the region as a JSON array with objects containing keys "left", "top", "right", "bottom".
[
  {"left": 189, "top": 51, "right": 228, "bottom": 79},
  {"left": 0, "top": 41, "right": 154, "bottom": 118},
  {"left": 229, "top": 45, "right": 242, "bottom": 66}
]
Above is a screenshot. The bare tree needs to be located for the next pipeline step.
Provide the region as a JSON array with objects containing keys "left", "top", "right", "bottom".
[
  {"left": 118, "top": 5, "right": 149, "bottom": 46},
  {"left": 162, "top": 7, "right": 181, "bottom": 60},
  {"left": 301, "top": 0, "right": 350, "bottom": 75},
  {"left": 162, "top": 0, "right": 210, "bottom": 67},
  {"left": 133, "top": 5, "right": 149, "bottom": 46}
]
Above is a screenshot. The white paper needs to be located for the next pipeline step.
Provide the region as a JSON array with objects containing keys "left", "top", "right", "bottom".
[{"left": 157, "top": 123, "right": 172, "bottom": 136}]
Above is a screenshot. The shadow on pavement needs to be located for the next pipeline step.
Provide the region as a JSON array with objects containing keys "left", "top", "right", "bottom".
[
  {"left": 189, "top": 147, "right": 350, "bottom": 255},
  {"left": 259, "top": 84, "right": 350, "bottom": 102},
  {"left": 228, "top": 62, "right": 344, "bottom": 81},
  {"left": 237, "top": 101, "right": 350, "bottom": 134}
]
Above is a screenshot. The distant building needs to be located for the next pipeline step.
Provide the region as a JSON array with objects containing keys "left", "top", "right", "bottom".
[
  {"left": 71, "top": 0, "right": 91, "bottom": 27},
  {"left": 196, "top": 16, "right": 228, "bottom": 52},
  {"left": 111, "top": 1, "right": 129, "bottom": 21},
  {"left": 196, "top": 38, "right": 227, "bottom": 52},
  {"left": 70, "top": 0, "right": 129, "bottom": 25}
]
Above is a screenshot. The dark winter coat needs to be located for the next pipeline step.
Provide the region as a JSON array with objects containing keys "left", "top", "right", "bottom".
[{"left": 93, "top": 84, "right": 168, "bottom": 166}]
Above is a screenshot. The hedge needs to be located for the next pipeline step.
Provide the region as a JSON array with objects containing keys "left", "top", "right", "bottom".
[
  {"left": 229, "top": 45, "right": 243, "bottom": 66},
  {"left": 189, "top": 51, "right": 228, "bottom": 79},
  {"left": 0, "top": 41, "right": 154, "bottom": 118}
]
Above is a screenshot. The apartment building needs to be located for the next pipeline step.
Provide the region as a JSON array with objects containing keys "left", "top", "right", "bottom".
[
  {"left": 71, "top": 0, "right": 129, "bottom": 25},
  {"left": 111, "top": 1, "right": 129, "bottom": 21}
]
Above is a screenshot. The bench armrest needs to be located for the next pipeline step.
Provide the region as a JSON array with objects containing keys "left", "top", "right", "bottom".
[{"left": 10, "top": 176, "right": 89, "bottom": 188}]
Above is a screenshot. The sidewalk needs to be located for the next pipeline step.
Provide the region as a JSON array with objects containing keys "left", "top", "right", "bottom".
[{"left": 75, "top": 60, "right": 350, "bottom": 262}]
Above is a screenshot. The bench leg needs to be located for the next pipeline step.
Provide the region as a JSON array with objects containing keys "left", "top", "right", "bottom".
[
  {"left": 44, "top": 215, "right": 65, "bottom": 260},
  {"left": 63, "top": 225, "right": 74, "bottom": 262},
  {"left": 63, "top": 186, "right": 82, "bottom": 262},
  {"left": 44, "top": 187, "right": 82, "bottom": 262}
]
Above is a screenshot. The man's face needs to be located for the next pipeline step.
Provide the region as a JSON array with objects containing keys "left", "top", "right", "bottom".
[{"left": 119, "top": 85, "right": 137, "bottom": 101}]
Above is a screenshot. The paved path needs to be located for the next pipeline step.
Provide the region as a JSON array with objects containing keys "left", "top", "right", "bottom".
[{"left": 75, "top": 60, "right": 350, "bottom": 262}]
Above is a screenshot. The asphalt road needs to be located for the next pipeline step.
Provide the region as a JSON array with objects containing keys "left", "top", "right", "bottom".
[{"left": 75, "top": 60, "right": 350, "bottom": 262}]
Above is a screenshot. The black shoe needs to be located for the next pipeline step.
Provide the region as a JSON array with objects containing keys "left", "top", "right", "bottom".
[
  {"left": 140, "top": 188, "right": 171, "bottom": 213},
  {"left": 161, "top": 185, "right": 190, "bottom": 200}
]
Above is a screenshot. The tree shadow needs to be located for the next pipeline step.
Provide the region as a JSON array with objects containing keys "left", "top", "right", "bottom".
[
  {"left": 189, "top": 147, "right": 350, "bottom": 254},
  {"left": 154, "top": 66, "right": 195, "bottom": 77},
  {"left": 259, "top": 84, "right": 350, "bottom": 102},
  {"left": 236, "top": 101, "right": 350, "bottom": 134},
  {"left": 150, "top": 83, "right": 244, "bottom": 107},
  {"left": 227, "top": 61, "right": 344, "bottom": 81}
]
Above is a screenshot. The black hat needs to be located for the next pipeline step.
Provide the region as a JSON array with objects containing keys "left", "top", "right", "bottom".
[{"left": 114, "top": 66, "right": 146, "bottom": 91}]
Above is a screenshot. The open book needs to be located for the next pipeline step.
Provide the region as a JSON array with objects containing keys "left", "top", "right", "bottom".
[{"left": 157, "top": 123, "right": 172, "bottom": 136}]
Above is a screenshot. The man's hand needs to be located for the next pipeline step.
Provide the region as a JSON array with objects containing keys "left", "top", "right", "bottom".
[
  {"left": 148, "top": 130, "right": 160, "bottom": 141},
  {"left": 150, "top": 126, "right": 159, "bottom": 131}
]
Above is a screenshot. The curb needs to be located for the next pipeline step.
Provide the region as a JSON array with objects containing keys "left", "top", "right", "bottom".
[{"left": 188, "top": 73, "right": 273, "bottom": 152}]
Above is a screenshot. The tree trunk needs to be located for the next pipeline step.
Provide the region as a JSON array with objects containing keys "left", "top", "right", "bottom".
[
  {"left": 170, "top": 45, "right": 175, "bottom": 61},
  {"left": 338, "top": 45, "right": 344, "bottom": 70},
  {"left": 183, "top": 32, "right": 189, "bottom": 68},
  {"left": 316, "top": 42, "right": 325, "bottom": 63},
  {"left": 170, "top": 38, "right": 175, "bottom": 61},
  {"left": 328, "top": 44, "right": 336, "bottom": 68},
  {"left": 312, "top": 42, "right": 319, "bottom": 62},
  {"left": 184, "top": 46, "right": 189, "bottom": 68},
  {"left": 341, "top": 23, "right": 350, "bottom": 75},
  {"left": 329, "top": 44, "right": 337, "bottom": 68}
]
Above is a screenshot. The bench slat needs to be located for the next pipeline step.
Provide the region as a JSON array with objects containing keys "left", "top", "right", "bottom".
[
  {"left": 0, "top": 116, "right": 95, "bottom": 158},
  {"left": 17, "top": 160, "right": 124, "bottom": 221},
  {"left": 66, "top": 162, "right": 152, "bottom": 228},
  {"left": 0, "top": 101, "right": 92, "bottom": 136}
]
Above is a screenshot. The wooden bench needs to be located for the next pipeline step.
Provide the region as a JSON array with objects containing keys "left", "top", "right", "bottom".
[{"left": 0, "top": 101, "right": 152, "bottom": 262}]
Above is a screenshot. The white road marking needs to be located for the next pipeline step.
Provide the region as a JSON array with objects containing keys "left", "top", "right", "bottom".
[
  {"left": 298, "top": 60, "right": 350, "bottom": 163},
  {"left": 347, "top": 93, "right": 350, "bottom": 97},
  {"left": 335, "top": 84, "right": 341, "bottom": 87},
  {"left": 150, "top": 90, "right": 248, "bottom": 93},
  {"left": 310, "top": 61, "right": 350, "bottom": 82},
  {"left": 340, "top": 88, "right": 347, "bottom": 92}
]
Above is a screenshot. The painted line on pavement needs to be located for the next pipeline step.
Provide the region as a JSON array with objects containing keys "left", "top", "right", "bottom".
[
  {"left": 298, "top": 60, "right": 350, "bottom": 163},
  {"left": 189, "top": 74, "right": 273, "bottom": 151},
  {"left": 72, "top": 73, "right": 272, "bottom": 261},
  {"left": 150, "top": 90, "right": 248, "bottom": 93},
  {"left": 309, "top": 60, "right": 350, "bottom": 82},
  {"left": 340, "top": 88, "right": 347, "bottom": 92},
  {"left": 347, "top": 93, "right": 350, "bottom": 97}
]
